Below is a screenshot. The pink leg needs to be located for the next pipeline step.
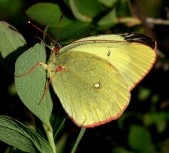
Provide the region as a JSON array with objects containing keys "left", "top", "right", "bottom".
[{"left": 16, "top": 62, "right": 47, "bottom": 77}]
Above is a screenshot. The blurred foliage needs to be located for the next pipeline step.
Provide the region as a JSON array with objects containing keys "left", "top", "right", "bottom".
[{"left": 0, "top": 0, "right": 169, "bottom": 153}]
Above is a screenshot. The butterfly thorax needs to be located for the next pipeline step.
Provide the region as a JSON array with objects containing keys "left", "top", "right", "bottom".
[{"left": 47, "top": 50, "right": 65, "bottom": 79}]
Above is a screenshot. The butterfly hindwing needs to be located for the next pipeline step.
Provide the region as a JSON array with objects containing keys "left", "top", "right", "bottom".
[{"left": 50, "top": 51, "right": 130, "bottom": 127}]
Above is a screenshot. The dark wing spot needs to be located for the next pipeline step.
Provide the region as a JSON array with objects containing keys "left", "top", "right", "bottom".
[
  {"left": 107, "top": 50, "right": 111, "bottom": 57},
  {"left": 120, "top": 33, "right": 156, "bottom": 49}
]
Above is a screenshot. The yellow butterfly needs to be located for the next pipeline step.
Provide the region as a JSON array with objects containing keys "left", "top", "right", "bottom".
[{"left": 46, "top": 33, "right": 157, "bottom": 127}]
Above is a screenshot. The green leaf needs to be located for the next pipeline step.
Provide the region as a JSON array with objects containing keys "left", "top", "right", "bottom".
[
  {"left": 0, "top": 0, "right": 24, "bottom": 21},
  {"left": 0, "top": 21, "right": 27, "bottom": 70},
  {"left": 0, "top": 115, "right": 53, "bottom": 153},
  {"left": 25, "top": 2, "right": 76, "bottom": 41},
  {"left": 69, "top": 0, "right": 103, "bottom": 22},
  {"left": 98, "top": 8, "right": 117, "bottom": 29},
  {"left": 49, "top": 21, "right": 91, "bottom": 42},
  {"left": 137, "top": 87, "right": 151, "bottom": 101},
  {"left": 15, "top": 43, "right": 53, "bottom": 127},
  {"left": 98, "top": 0, "right": 118, "bottom": 7},
  {"left": 144, "top": 112, "right": 169, "bottom": 133},
  {"left": 116, "top": 0, "right": 131, "bottom": 17},
  {"left": 0, "top": 21, "right": 26, "bottom": 59},
  {"left": 128, "top": 125, "right": 154, "bottom": 153},
  {"left": 26, "top": 3, "right": 62, "bottom": 26}
]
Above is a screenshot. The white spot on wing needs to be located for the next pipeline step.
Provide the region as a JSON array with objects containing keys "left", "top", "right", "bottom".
[{"left": 95, "top": 83, "right": 100, "bottom": 88}]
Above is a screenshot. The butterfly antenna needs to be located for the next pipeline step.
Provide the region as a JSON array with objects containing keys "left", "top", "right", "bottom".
[
  {"left": 35, "top": 36, "right": 55, "bottom": 50},
  {"left": 28, "top": 21, "right": 58, "bottom": 45},
  {"left": 56, "top": 14, "right": 63, "bottom": 41}
]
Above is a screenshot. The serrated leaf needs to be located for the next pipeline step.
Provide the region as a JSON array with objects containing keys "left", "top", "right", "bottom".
[
  {"left": 0, "top": 115, "right": 53, "bottom": 153},
  {"left": 0, "top": 21, "right": 26, "bottom": 59},
  {"left": 25, "top": 3, "right": 62, "bottom": 26},
  {"left": 15, "top": 43, "right": 53, "bottom": 127}
]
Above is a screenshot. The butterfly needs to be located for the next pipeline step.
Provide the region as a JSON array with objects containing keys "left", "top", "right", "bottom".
[{"left": 15, "top": 33, "right": 157, "bottom": 127}]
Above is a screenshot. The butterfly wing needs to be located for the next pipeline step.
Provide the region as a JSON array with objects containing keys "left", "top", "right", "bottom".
[
  {"left": 59, "top": 33, "right": 156, "bottom": 90},
  {"left": 51, "top": 51, "right": 130, "bottom": 127}
]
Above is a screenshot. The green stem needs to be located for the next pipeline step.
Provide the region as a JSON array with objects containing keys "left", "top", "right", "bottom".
[
  {"left": 70, "top": 128, "right": 86, "bottom": 153},
  {"left": 43, "top": 123, "right": 57, "bottom": 153},
  {"left": 54, "top": 117, "right": 67, "bottom": 139}
]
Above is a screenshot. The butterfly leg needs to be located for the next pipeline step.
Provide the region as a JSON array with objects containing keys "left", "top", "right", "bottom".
[
  {"left": 15, "top": 62, "right": 48, "bottom": 77},
  {"left": 38, "top": 77, "right": 53, "bottom": 104}
]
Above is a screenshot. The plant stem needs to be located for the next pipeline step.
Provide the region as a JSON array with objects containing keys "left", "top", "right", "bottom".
[
  {"left": 70, "top": 128, "right": 86, "bottom": 153},
  {"left": 43, "top": 123, "right": 57, "bottom": 153}
]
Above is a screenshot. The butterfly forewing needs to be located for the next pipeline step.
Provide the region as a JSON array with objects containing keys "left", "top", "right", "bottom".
[{"left": 59, "top": 34, "right": 156, "bottom": 90}]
